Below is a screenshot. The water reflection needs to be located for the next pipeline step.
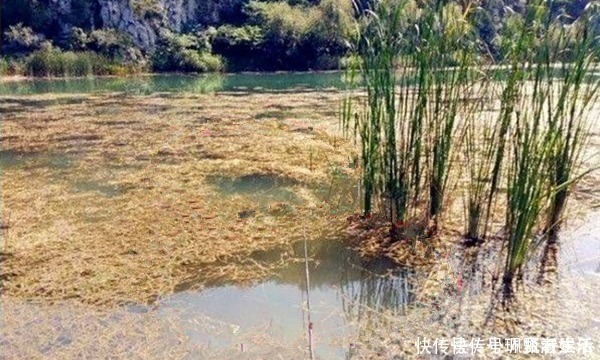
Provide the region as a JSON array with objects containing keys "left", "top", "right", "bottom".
[
  {"left": 157, "top": 240, "right": 418, "bottom": 358},
  {"left": 2, "top": 70, "right": 598, "bottom": 96},
  {"left": 0, "top": 72, "right": 346, "bottom": 96}
]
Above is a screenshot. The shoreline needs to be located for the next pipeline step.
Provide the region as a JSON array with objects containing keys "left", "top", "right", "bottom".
[{"left": 0, "top": 69, "right": 344, "bottom": 84}]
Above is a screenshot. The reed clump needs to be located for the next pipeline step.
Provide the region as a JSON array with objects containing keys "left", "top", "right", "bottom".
[
  {"left": 342, "top": 0, "right": 599, "bottom": 301},
  {"left": 23, "top": 48, "right": 142, "bottom": 77},
  {"left": 496, "top": 1, "right": 599, "bottom": 300},
  {"left": 343, "top": 0, "right": 479, "bottom": 241}
]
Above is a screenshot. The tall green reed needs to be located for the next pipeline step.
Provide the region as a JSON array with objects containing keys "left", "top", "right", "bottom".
[
  {"left": 500, "top": 0, "right": 599, "bottom": 299},
  {"left": 463, "top": 9, "right": 532, "bottom": 242},
  {"left": 343, "top": 0, "right": 478, "bottom": 234},
  {"left": 422, "top": 1, "right": 475, "bottom": 223},
  {"left": 343, "top": 0, "right": 413, "bottom": 222},
  {"left": 499, "top": 0, "right": 551, "bottom": 301},
  {"left": 538, "top": 10, "right": 600, "bottom": 274}
]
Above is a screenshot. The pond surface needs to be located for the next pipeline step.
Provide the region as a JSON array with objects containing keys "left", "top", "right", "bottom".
[
  {"left": 2, "top": 72, "right": 599, "bottom": 358},
  {"left": 2, "top": 69, "right": 598, "bottom": 96},
  {"left": 561, "top": 212, "right": 600, "bottom": 275},
  {"left": 0, "top": 72, "right": 347, "bottom": 96},
  {"left": 153, "top": 240, "right": 418, "bottom": 359}
]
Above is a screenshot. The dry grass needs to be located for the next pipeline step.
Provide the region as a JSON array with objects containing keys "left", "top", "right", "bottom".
[
  {"left": 2, "top": 90, "right": 599, "bottom": 307},
  {"left": 0, "top": 91, "right": 358, "bottom": 306},
  {"left": 0, "top": 88, "right": 599, "bottom": 359}
]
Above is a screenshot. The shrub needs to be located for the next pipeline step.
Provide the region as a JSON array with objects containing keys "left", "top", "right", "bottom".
[
  {"left": 68, "top": 27, "right": 89, "bottom": 51},
  {"left": 0, "top": 57, "right": 24, "bottom": 76},
  {"left": 243, "top": 0, "right": 354, "bottom": 70},
  {"left": 338, "top": 54, "right": 361, "bottom": 70},
  {"left": 308, "top": 0, "right": 355, "bottom": 51},
  {"left": 87, "top": 29, "right": 135, "bottom": 60},
  {"left": 152, "top": 31, "right": 223, "bottom": 72},
  {"left": 209, "top": 25, "right": 263, "bottom": 70},
  {"left": 3, "top": 23, "right": 46, "bottom": 54},
  {"left": 212, "top": 25, "right": 263, "bottom": 51},
  {"left": 0, "top": 58, "right": 9, "bottom": 75}
]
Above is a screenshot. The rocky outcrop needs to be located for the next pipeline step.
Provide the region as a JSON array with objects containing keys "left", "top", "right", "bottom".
[
  {"left": 164, "top": 0, "right": 199, "bottom": 32},
  {"left": 8, "top": 0, "right": 248, "bottom": 50},
  {"left": 97, "top": 0, "right": 162, "bottom": 49},
  {"left": 49, "top": 0, "right": 209, "bottom": 50}
]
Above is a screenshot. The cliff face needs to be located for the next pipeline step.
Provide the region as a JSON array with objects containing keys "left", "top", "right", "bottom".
[
  {"left": 38, "top": 0, "right": 244, "bottom": 50},
  {"left": 96, "top": 0, "right": 159, "bottom": 49}
]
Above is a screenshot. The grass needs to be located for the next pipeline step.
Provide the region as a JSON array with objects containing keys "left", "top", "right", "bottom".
[{"left": 1, "top": 50, "right": 143, "bottom": 78}]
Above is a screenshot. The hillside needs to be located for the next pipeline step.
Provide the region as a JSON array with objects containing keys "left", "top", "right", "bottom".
[{"left": 0, "top": 0, "right": 596, "bottom": 74}]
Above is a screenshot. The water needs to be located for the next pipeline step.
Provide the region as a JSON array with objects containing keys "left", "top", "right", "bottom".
[
  {"left": 3, "top": 71, "right": 599, "bottom": 358},
  {"left": 561, "top": 212, "right": 600, "bottom": 276},
  {"left": 0, "top": 72, "right": 347, "bottom": 96},
  {"left": 208, "top": 174, "right": 300, "bottom": 213},
  {"left": 0, "top": 149, "right": 74, "bottom": 170},
  {"left": 3, "top": 68, "right": 599, "bottom": 97},
  {"left": 154, "top": 240, "right": 418, "bottom": 359}
]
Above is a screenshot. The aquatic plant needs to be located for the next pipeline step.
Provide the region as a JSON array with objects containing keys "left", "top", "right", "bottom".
[
  {"left": 463, "top": 11, "right": 531, "bottom": 242},
  {"left": 421, "top": 1, "right": 475, "bottom": 223},
  {"left": 24, "top": 47, "right": 139, "bottom": 77},
  {"left": 343, "top": 0, "right": 479, "bottom": 239},
  {"left": 500, "top": 0, "right": 599, "bottom": 299},
  {"left": 342, "top": 0, "right": 407, "bottom": 220},
  {"left": 538, "top": 9, "right": 600, "bottom": 275}
]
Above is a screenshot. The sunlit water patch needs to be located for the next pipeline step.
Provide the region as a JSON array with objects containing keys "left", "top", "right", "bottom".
[{"left": 561, "top": 212, "right": 600, "bottom": 276}]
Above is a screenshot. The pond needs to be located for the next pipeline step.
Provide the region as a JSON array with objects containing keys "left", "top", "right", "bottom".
[
  {"left": 155, "top": 240, "right": 419, "bottom": 359},
  {"left": 1, "top": 73, "right": 599, "bottom": 359},
  {"left": 0, "top": 72, "right": 347, "bottom": 96},
  {"left": 2, "top": 69, "right": 598, "bottom": 96}
]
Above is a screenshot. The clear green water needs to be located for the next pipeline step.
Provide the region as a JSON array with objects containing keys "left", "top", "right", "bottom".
[
  {"left": 3, "top": 70, "right": 596, "bottom": 96},
  {"left": 0, "top": 72, "right": 347, "bottom": 96}
]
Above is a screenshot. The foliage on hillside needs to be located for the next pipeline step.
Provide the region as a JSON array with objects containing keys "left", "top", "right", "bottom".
[{"left": 0, "top": 0, "right": 597, "bottom": 74}]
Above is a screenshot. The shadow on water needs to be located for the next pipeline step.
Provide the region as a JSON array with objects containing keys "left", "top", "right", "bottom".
[
  {"left": 207, "top": 174, "right": 300, "bottom": 212},
  {"left": 72, "top": 180, "right": 127, "bottom": 198},
  {"left": 160, "top": 240, "right": 418, "bottom": 359},
  {"left": 0, "top": 149, "right": 74, "bottom": 170},
  {"left": 208, "top": 170, "right": 359, "bottom": 216},
  {"left": 313, "top": 168, "right": 359, "bottom": 214}
]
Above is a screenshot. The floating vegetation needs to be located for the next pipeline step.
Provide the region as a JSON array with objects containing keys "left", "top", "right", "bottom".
[{"left": 0, "top": 91, "right": 359, "bottom": 306}]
